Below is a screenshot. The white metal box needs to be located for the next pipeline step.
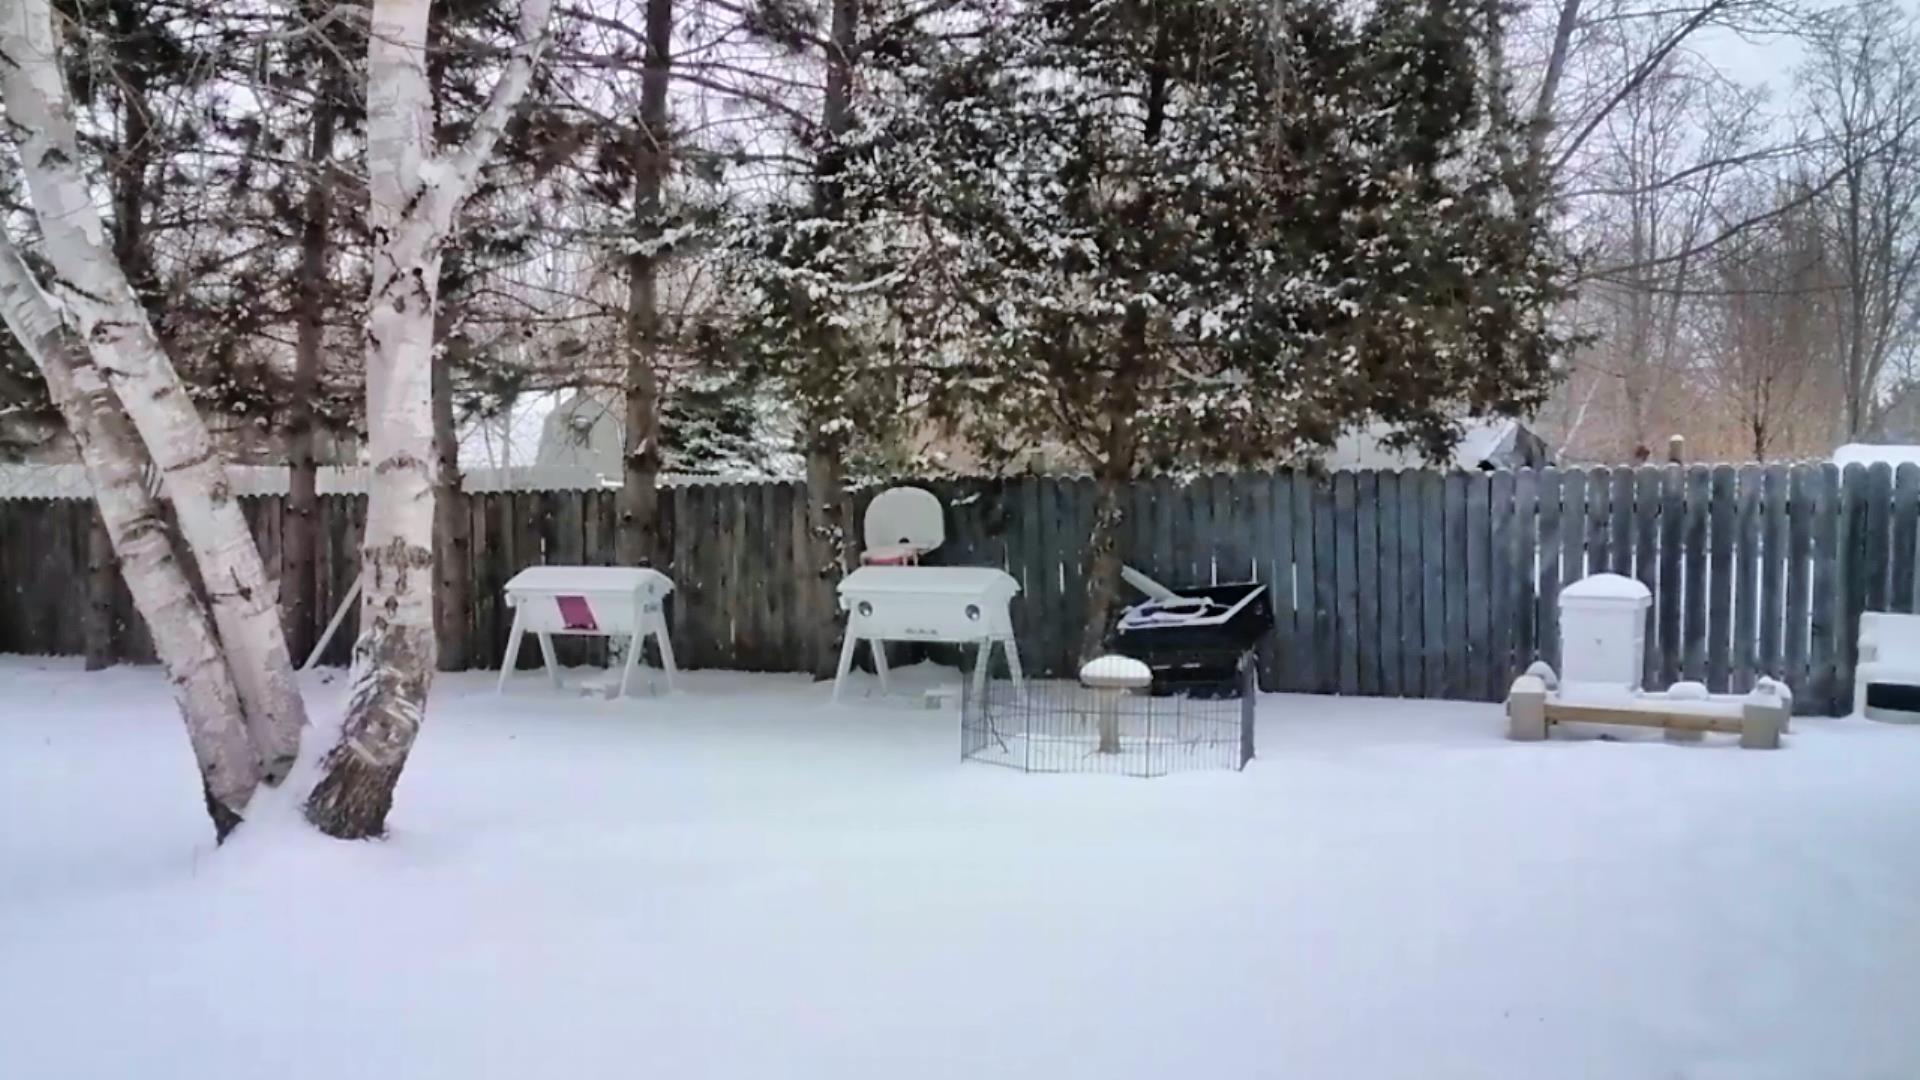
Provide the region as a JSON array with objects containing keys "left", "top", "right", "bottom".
[
  {"left": 837, "top": 566, "right": 1019, "bottom": 641},
  {"left": 1558, "top": 572, "right": 1652, "bottom": 696}
]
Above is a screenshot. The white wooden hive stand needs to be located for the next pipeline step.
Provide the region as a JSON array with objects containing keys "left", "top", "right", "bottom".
[
  {"left": 833, "top": 565, "right": 1023, "bottom": 703},
  {"left": 498, "top": 566, "right": 677, "bottom": 698}
]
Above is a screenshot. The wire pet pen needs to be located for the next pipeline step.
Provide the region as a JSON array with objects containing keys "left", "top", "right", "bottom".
[{"left": 960, "top": 654, "right": 1256, "bottom": 777}]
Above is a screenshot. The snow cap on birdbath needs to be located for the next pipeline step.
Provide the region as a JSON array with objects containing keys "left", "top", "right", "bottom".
[{"left": 1080, "top": 654, "right": 1153, "bottom": 690}]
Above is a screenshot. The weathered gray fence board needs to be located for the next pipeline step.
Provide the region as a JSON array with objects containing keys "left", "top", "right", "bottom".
[
  {"left": 1894, "top": 464, "right": 1920, "bottom": 612},
  {"left": 1610, "top": 468, "right": 1635, "bottom": 576},
  {"left": 1654, "top": 467, "right": 1683, "bottom": 687},
  {"left": 1839, "top": 465, "right": 1872, "bottom": 708},
  {"left": 745, "top": 485, "right": 773, "bottom": 669},
  {"left": 1313, "top": 474, "right": 1339, "bottom": 695},
  {"left": 1333, "top": 471, "right": 1359, "bottom": 697},
  {"left": 1291, "top": 472, "right": 1319, "bottom": 693},
  {"left": 679, "top": 486, "right": 711, "bottom": 669},
  {"left": 1465, "top": 472, "right": 1491, "bottom": 701},
  {"left": 1398, "top": 471, "right": 1425, "bottom": 696},
  {"left": 467, "top": 494, "right": 497, "bottom": 666},
  {"left": 1861, "top": 464, "right": 1892, "bottom": 621},
  {"left": 1011, "top": 478, "right": 1045, "bottom": 673},
  {"left": 1243, "top": 474, "right": 1276, "bottom": 690},
  {"left": 1512, "top": 468, "right": 1537, "bottom": 675},
  {"left": 1585, "top": 468, "right": 1610, "bottom": 577},
  {"left": 1035, "top": 476, "right": 1064, "bottom": 672},
  {"left": 1176, "top": 476, "right": 1205, "bottom": 589},
  {"left": 1355, "top": 471, "right": 1380, "bottom": 697},
  {"left": 1420, "top": 471, "right": 1446, "bottom": 698},
  {"left": 1759, "top": 466, "right": 1788, "bottom": 679},
  {"left": 1681, "top": 467, "right": 1709, "bottom": 683},
  {"left": 1707, "top": 466, "right": 1735, "bottom": 691},
  {"left": 1489, "top": 470, "right": 1515, "bottom": 696},
  {"left": 1784, "top": 466, "right": 1813, "bottom": 697},
  {"left": 1377, "top": 471, "right": 1403, "bottom": 697},
  {"left": 1443, "top": 472, "right": 1468, "bottom": 699},
  {"left": 1536, "top": 468, "right": 1562, "bottom": 672},
  {"left": 1211, "top": 473, "right": 1242, "bottom": 584},
  {"left": 1633, "top": 468, "right": 1660, "bottom": 683},
  {"left": 1732, "top": 465, "right": 1761, "bottom": 692},
  {"left": 1261, "top": 473, "right": 1291, "bottom": 691},
  {"left": 1152, "top": 475, "right": 1177, "bottom": 593},
  {"left": 1070, "top": 478, "right": 1100, "bottom": 664},
  {"left": 1809, "top": 465, "right": 1840, "bottom": 713},
  {"left": 671, "top": 485, "right": 695, "bottom": 663},
  {"left": 1561, "top": 471, "right": 1586, "bottom": 598}
]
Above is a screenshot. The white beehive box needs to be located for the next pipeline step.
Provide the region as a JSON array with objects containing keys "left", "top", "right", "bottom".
[
  {"left": 503, "top": 566, "right": 674, "bottom": 636},
  {"left": 838, "top": 566, "right": 1019, "bottom": 641},
  {"left": 1558, "top": 573, "right": 1652, "bottom": 697}
]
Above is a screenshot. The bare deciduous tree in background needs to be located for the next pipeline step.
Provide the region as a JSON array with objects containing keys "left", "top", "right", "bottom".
[{"left": 1801, "top": 0, "right": 1920, "bottom": 440}]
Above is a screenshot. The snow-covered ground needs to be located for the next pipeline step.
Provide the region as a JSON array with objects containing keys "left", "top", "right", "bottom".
[{"left": 3, "top": 657, "right": 1919, "bottom": 1080}]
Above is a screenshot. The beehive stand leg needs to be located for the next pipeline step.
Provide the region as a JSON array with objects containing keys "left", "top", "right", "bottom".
[
  {"left": 537, "top": 633, "right": 562, "bottom": 690},
  {"left": 651, "top": 611, "right": 678, "bottom": 692},
  {"left": 970, "top": 639, "right": 992, "bottom": 707},
  {"left": 497, "top": 609, "right": 528, "bottom": 695},
  {"left": 832, "top": 633, "right": 861, "bottom": 703},
  {"left": 1000, "top": 638, "right": 1025, "bottom": 692},
  {"left": 617, "top": 631, "right": 644, "bottom": 699},
  {"left": 871, "top": 637, "right": 892, "bottom": 694}
]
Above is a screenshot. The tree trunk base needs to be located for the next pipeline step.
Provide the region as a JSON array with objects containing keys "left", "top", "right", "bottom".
[
  {"left": 203, "top": 781, "right": 244, "bottom": 842},
  {"left": 304, "top": 747, "right": 404, "bottom": 840}
]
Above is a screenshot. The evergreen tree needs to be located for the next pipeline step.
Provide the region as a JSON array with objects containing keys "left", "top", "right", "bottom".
[{"left": 853, "top": 0, "right": 1569, "bottom": 654}]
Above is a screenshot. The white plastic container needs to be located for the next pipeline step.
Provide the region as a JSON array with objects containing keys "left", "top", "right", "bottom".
[{"left": 1558, "top": 573, "right": 1652, "bottom": 697}]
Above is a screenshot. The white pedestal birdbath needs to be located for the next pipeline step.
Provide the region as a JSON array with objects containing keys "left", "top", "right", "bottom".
[{"left": 1080, "top": 655, "right": 1153, "bottom": 754}]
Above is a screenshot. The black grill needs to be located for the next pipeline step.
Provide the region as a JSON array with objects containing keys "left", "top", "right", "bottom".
[{"left": 1110, "top": 582, "right": 1274, "bottom": 696}]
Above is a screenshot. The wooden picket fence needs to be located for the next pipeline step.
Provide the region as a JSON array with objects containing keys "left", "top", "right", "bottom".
[{"left": 3, "top": 462, "right": 1918, "bottom": 715}]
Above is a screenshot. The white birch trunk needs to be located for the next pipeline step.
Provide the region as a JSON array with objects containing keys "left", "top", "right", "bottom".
[
  {"left": 0, "top": 229, "right": 260, "bottom": 839},
  {"left": 304, "top": 0, "right": 554, "bottom": 838},
  {"left": 0, "top": 0, "right": 307, "bottom": 781}
]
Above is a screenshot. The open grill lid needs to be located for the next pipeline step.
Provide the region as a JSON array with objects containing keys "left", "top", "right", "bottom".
[{"left": 1117, "top": 582, "right": 1267, "bottom": 632}]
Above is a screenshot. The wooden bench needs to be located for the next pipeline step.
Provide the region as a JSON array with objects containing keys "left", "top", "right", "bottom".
[
  {"left": 1856, "top": 612, "right": 1920, "bottom": 721},
  {"left": 1508, "top": 674, "right": 1787, "bottom": 750}
]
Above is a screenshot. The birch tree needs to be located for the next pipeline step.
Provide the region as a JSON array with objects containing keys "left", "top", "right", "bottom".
[
  {"left": 0, "top": 228, "right": 261, "bottom": 838},
  {"left": 304, "top": 0, "right": 554, "bottom": 839},
  {"left": 0, "top": 0, "right": 307, "bottom": 781}
]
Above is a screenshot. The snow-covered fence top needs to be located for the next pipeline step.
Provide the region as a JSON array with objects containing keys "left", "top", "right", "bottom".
[{"left": 3, "top": 462, "right": 1917, "bottom": 716}]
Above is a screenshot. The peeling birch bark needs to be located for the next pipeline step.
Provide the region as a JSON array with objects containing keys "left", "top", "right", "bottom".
[
  {"left": 0, "top": 229, "right": 260, "bottom": 839},
  {"left": 305, "top": 0, "right": 554, "bottom": 839},
  {"left": 0, "top": 0, "right": 307, "bottom": 781}
]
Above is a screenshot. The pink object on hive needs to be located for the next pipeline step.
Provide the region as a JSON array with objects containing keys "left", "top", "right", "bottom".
[
  {"left": 860, "top": 544, "right": 925, "bottom": 566},
  {"left": 555, "top": 595, "right": 598, "bottom": 631}
]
